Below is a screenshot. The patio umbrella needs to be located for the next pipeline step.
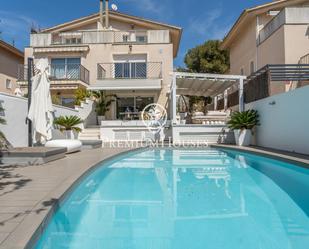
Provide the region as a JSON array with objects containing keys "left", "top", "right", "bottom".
[{"left": 27, "top": 58, "right": 54, "bottom": 144}]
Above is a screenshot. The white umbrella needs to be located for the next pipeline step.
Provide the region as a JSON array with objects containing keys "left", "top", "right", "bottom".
[{"left": 27, "top": 58, "right": 54, "bottom": 144}]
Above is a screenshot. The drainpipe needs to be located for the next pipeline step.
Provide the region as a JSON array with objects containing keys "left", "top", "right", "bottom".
[
  {"left": 105, "top": 0, "right": 109, "bottom": 29},
  {"left": 100, "top": 0, "right": 104, "bottom": 27}
]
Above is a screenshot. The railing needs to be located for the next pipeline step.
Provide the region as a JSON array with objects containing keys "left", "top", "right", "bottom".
[
  {"left": 30, "top": 30, "right": 170, "bottom": 47},
  {"left": 299, "top": 53, "right": 309, "bottom": 64},
  {"left": 97, "top": 62, "right": 162, "bottom": 80},
  {"left": 225, "top": 64, "right": 309, "bottom": 107},
  {"left": 258, "top": 7, "right": 309, "bottom": 44},
  {"left": 17, "top": 64, "right": 90, "bottom": 84},
  {"left": 248, "top": 64, "right": 309, "bottom": 81}
]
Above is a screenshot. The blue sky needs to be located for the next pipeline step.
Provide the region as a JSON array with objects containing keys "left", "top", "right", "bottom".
[{"left": 0, "top": 0, "right": 266, "bottom": 66}]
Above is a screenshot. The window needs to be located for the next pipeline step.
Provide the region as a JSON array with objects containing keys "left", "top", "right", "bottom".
[
  {"left": 116, "top": 96, "right": 154, "bottom": 119},
  {"left": 65, "top": 38, "right": 81, "bottom": 44},
  {"left": 51, "top": 58, "right": 81, "bottom": 79},
  {"left": 250, "top": 61, "right": 255, "bottom": 75},
  {"left": 136, "top": 35, "right": 147, "bottom": 43},
  {"left": 114, "top": 62, "right": 147, "bottom": 79},
  {"left": 5, "top": 79, "right": 12, "bottom": 89}
]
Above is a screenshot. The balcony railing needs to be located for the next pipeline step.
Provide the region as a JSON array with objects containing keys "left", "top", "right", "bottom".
[
  {"left": 30, "top": 30, "right": 170, "bottom": 47},
  {"left": 299, "top": 53, "right": 309, "bottom": 64},
  {"left": 97, "top": 62, "right": 162, "bottom": 80},
  {"left": 17, "top": 64, "right": 90, "bottom": 84},
  {"left": 258, "top": 7, "right": 309, "bottom": 44}
]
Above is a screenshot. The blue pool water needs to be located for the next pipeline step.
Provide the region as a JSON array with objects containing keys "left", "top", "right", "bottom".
[{"left": 34, "top": 148, "right": 309, "bottom": 249}]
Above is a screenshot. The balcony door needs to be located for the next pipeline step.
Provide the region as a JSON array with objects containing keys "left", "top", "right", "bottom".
[
  {"left": 116, "top": 96, "right": 154, "bottom": 120},
  {"left": 113, "top": 54, "right": 147, "bottom": 79},
  {"left": 51, "top": 58, "right": 81, "bottom": 80}
]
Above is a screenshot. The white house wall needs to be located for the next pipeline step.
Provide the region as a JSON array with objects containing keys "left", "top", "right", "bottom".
[{"left": 245, "top": 85, "right": 309, "bottom": 155}]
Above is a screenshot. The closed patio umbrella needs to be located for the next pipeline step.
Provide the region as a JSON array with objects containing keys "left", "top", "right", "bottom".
[{"left": 27, "top": 58, "right": 54, "bottom": 144}]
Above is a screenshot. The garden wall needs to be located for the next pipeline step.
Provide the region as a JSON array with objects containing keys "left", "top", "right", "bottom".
[
  {"left": 245, "top": 85, "right": 309, "bottom": 155},
  {"left": 0, "top": 93, "right": 95, "bottom": 147}
]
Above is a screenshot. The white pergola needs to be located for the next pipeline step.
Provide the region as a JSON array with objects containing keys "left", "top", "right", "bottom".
[{"left": 170, "top": 72, "right": 247, "bottom": 123}]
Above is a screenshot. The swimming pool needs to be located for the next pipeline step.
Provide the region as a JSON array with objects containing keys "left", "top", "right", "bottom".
[{"left": 34, "top": 148, "right": 309, "bottom": 249}]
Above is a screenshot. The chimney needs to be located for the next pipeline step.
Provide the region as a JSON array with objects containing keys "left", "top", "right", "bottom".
[
  {"left": 100, "top": 0, "right": 104, "bottom": 27},
  {"left": 105, "top": 0, "right": 109, "bottom": 29}
]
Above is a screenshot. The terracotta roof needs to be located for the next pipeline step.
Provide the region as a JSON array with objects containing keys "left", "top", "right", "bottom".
[{"left": 0, "top": 40, "right": 24, "bottom": 58}]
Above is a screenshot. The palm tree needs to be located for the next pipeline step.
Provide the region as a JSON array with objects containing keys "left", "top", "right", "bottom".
[
  {"left": 54, "top": 115, "right": 83, "bottom": 133},
  {"left": 92, "top": 91, "right": 116, "bottom": 116}
]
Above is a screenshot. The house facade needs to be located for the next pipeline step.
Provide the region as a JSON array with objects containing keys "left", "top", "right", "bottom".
[
  {"left": 22, "top": 5, "right": 182, "bottom": 120},
  {"left": 221, "top": 0, "right": 309, "bottom": 95},
  {"left": 0, "top": 40, "right": 24, "bottom": 95}
]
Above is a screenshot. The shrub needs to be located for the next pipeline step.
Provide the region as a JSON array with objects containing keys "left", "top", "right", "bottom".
[{"left": 227, "top": 110, "right": 260, "bottom": 130}]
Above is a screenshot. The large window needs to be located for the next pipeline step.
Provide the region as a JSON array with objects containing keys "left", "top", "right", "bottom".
[
  {"left": 51, "top": 58, "right": 81, "bottom": 79},
  {"left": 114, "top": 62, "right": 147, "bottom": 79},
  {"left": 116, "top": 96, "right": 154, "bottom": 119}
]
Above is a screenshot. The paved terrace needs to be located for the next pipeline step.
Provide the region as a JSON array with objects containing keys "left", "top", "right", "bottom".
[
  {"left": 0, "top": 147, "right": 135, "bottom": 249},
  {"left": 0, "top": 145, "right": 308, "bottom": 249}
]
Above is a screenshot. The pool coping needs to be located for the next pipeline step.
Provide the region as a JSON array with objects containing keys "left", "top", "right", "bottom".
[
  {"left": 0, "top": 147, "right": 144, "bottom": 249},
  {"left": 211, "top": 144, "right": 309, "bottom": 168}
]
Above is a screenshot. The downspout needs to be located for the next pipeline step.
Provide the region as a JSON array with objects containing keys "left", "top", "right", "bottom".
[{"left": 105, "top": 0, "right": 109, "bottom": 29}]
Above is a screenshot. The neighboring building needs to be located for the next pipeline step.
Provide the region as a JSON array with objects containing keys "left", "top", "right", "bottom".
[
  {"left": 0, "top": 40, "right": 24, "bottom": 95},
  {"left": 221, "top": 0, "right": 309, "bottom": 95},
  {"left": 21, "top": 3, "right": 182, "bottom": 117}
]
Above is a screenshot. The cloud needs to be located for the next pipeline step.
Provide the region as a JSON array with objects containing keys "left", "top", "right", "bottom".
[
  {"left": 188, "top": 7, "right": 230, "bottom": 39},
  {"left": 0, "top": 10, "right": 38, "bottom": 48}
]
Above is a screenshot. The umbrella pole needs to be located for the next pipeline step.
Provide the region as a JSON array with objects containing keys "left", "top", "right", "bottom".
[{"left": 27, "top": 58, "right": 33, "bottom": 147}]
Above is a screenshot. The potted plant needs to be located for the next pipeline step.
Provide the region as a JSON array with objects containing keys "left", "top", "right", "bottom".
[
  {"left": 92, "top": 91, "right": 116, "bottom": 125},
  {"left": 74, "top": 88, "right": 92, "bottom": 108},
  {"left": 227, "top": 109, "right": 260, "bottom": 146},
  {"left": 54, "top": 115, "right": 83, "bottom": 139}
]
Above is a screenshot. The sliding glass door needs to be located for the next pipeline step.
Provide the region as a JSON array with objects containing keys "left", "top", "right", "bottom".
[
  {"left": 116, "top": 96, "right": 154, "bottom": 119},
  {"left": 51, "top": 58, "right": 81, "bottom": 79}
]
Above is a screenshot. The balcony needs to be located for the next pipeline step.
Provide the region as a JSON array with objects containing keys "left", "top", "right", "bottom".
[
  {"left": 17, "top": 64, "right": 90, "bottom": 89},
  {"left": 30, "top": 30, "right": 170, "bottom": 47},
  {"left": 258, "top": 7, "right": 309, "bottom": 45},
  {"left": 92, "top": 62, "right": 162, "bottom": 90}
]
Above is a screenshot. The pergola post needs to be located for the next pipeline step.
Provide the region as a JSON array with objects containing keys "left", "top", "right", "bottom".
[
  {"left": 171, "top": 74, "right": 177, "bottom": 124},
  {"left": 239, "top": 78, "right": 244, "bottom": 112},
  {"left": 224, "top": 90, "right": 228, "bottom": 110},
  {"left": 214, "top": 96, "right": 218, "bottom": 110}
]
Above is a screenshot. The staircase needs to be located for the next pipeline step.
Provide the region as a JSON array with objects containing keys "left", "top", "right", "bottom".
[{"left": 78, "top": 126, "right": 101, "bottom": 141}]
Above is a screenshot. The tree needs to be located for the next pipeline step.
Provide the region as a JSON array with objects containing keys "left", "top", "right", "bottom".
[{"left": 184, "top": 40, "right": 229, "bottom": 74}]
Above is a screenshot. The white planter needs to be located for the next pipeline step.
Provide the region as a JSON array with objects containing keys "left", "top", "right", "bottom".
[
  {"left": 97, "top": 116, "right": 106, "bottom": 125},
  {"left": 64, "top": 130, "right": 74, "bottom": 139},
  {"left": 234, "top": 129, "right": 252, "bottom": 146}
]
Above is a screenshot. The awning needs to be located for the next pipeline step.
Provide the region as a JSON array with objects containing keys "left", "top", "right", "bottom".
[
  {"left": 174, "top": 72, "right": 246, "bottom": 97},
  {"left": 34, "top": 46, "right": 89, "bottom": 53},
  {"left": 170, "top": 72, "right": 246, "bottom": 122}
]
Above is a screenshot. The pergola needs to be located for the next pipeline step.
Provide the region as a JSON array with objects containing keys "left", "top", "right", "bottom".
[{"left": 170, "top": 72, "right": 247, "bottom": 123}]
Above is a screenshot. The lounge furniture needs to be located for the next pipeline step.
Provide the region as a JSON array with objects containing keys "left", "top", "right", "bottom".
[
  {"left": 0, "top": 147, "right": 66, "bottom": 165},
  {"left": 45, "top": 130, "right": 82, "bottom": 153},
  {"left": 45, "top": 139, "right": 82, "bottom": 153},
  {"left": 192, "top": 111, "right": 228, "bottom": 125}
]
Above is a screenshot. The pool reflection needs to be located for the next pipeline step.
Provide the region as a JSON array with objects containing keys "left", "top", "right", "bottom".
[{"left": 35, "top": 149, "right": 309, "bottom": 249}]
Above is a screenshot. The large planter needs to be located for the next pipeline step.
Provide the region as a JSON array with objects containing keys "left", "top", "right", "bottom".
[
  {"left": 234, "top": 129, "right": 252, "bottom": 146},
  {"left": 64, "top": 130, "right": 74, "bottom": 139},
  {"left": 97, "top": 115, "right": 106, "bottom": 125}
]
